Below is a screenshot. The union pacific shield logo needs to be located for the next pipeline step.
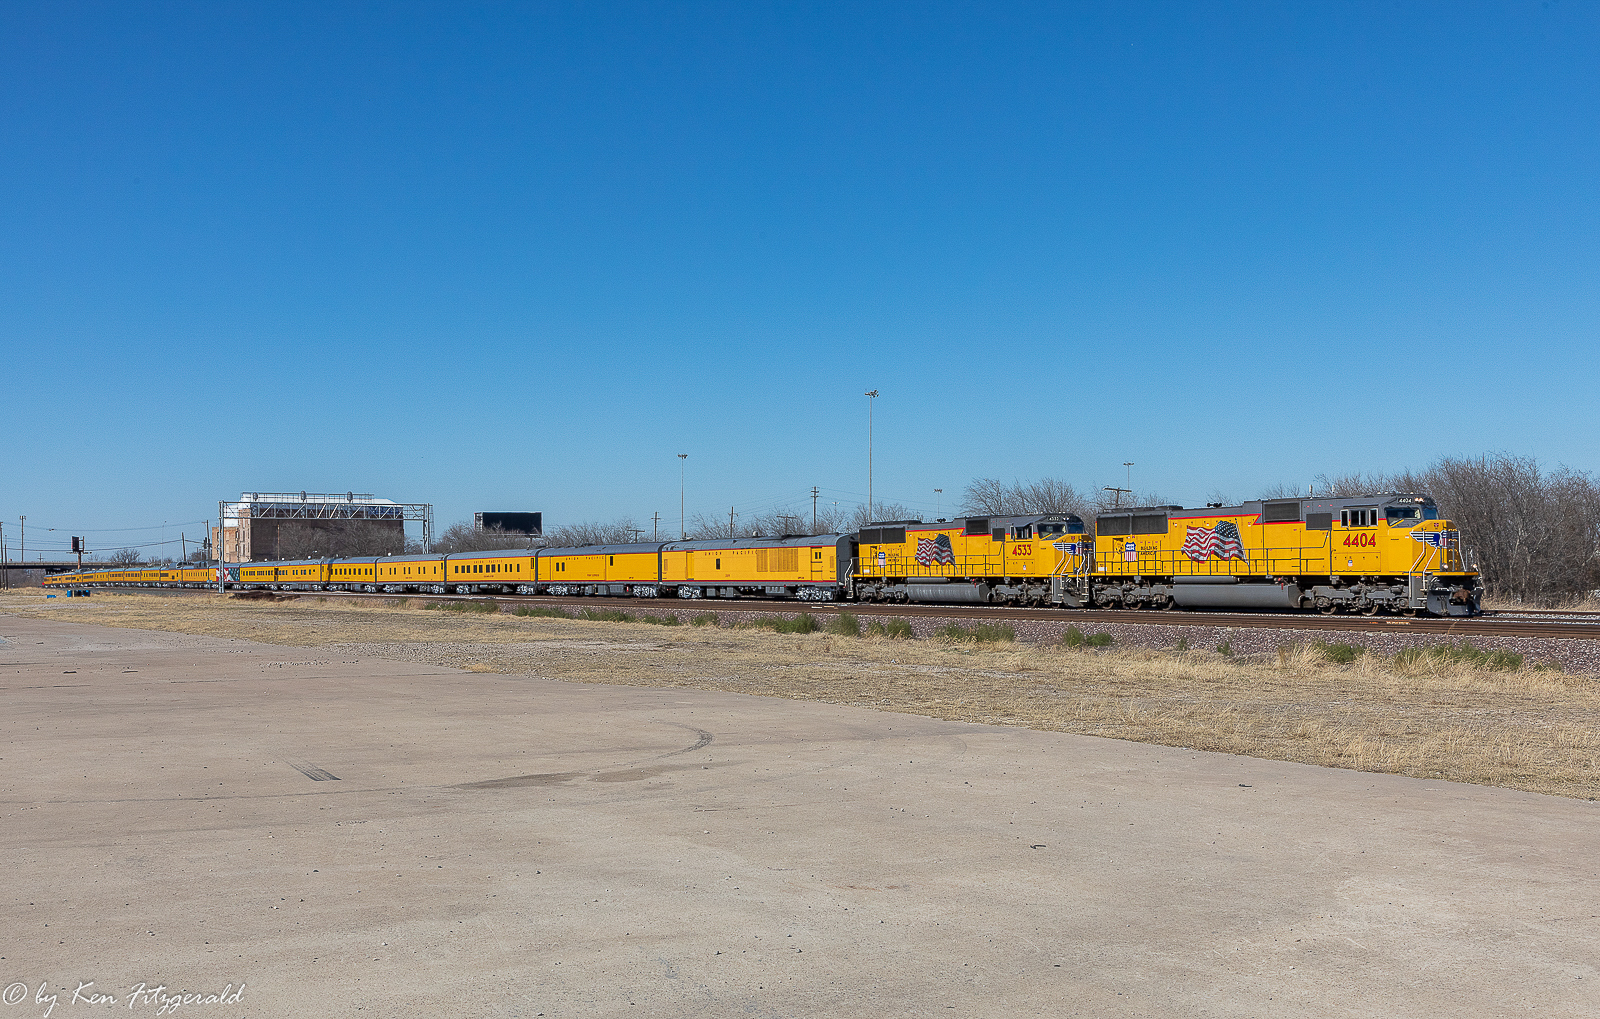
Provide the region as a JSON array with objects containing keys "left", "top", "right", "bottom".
[
  {"left": 1181, "top": 521, "right": 1247, "bottom": 562},
  {"left": 1412, "top": 529, "right": 1457, "bottom": 549}
]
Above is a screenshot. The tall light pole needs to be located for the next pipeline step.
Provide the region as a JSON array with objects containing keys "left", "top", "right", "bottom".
[
  {"left": 865, "top": 390, "right": 879, "bottom": 521},
  {"left": 1124, "top": 462, "right": 1134, "bottom": 495},
  {"left": 678, "top": 454, "right": 688, "bottom": 540},
  {"left": 934, "top": 488, "right": 943, "bottom": 518}
]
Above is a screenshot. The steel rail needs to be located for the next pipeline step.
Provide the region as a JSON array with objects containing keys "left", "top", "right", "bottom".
[{"left": 82, "top": 587, "right": 1600, "bottom": 641}]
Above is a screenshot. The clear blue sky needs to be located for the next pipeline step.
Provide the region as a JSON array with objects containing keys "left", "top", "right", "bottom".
[{"left": 4, "top": 1, "right": 1596, "bottom": 557}]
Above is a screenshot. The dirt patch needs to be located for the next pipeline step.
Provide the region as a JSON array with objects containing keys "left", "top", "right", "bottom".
[{"left": 6, "top": 591, "right": 1599, "bottom": 800}]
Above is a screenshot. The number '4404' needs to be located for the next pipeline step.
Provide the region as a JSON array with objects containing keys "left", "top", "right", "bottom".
[{"left": 1342, "top": 533, "right": 1377, "bottom": 548}]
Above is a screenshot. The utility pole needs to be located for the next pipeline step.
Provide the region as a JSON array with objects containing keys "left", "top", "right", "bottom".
[
  {"left": 678, "top": 454, "right": 688, "bottom": 540},
  {"left": 1103, "top": 486, "right": 1132, "bottom": 509},
  {"left": 811, "top": 487, "right": 819, "bottom": 532},
  {"left": 934, "top": 488, "right": 942, "bottom": 518},
  {"left": 19, "top": 515, "right": 24, "bottom": 570},
  {"left": 1, "top": 521, "right": 6, "bottom": 590},
  {"left": 865, "top": 390, "right": 879, "bottom": 521},
  {"left": 651, "top": 512, "right": 660, "bottom": 541},
  {"left": 180, "top": 533, "right": 186, "bottom": 563},
  {"left": 728, "top": 506, "right": 736, "bottom": 539},
  {"left": 217, "top": 503, "right": 226, "bottom": 594}
]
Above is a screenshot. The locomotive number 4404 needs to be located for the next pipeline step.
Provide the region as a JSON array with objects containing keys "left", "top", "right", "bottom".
[{"left": 1343, "top": 533, "right": 1377, "bottom": 547}]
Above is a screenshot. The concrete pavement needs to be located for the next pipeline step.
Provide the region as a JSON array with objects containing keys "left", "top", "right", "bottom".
[{"left": 1, "top": 616, "right": 1595, "bottom": 1017}]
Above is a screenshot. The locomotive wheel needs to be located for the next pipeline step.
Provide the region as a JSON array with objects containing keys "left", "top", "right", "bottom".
[
  {"left": 1361, "top": 602, "right": 1382, "bottom": 616},
  {"left": 1318, "top": 601, "right": 1338, "bottom": 615}
]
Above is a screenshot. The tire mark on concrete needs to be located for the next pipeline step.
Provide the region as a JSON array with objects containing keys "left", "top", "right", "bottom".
[
  {"left": 287, "top": 761, "right": 341, "bottom": 781},
  {"left": 658, "top": 724, "right": 714, "bottom": 758}
]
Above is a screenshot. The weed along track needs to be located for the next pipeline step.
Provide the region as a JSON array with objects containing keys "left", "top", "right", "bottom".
[{"left": 7, "top": 590, "right": 1600, "bottom": 800}]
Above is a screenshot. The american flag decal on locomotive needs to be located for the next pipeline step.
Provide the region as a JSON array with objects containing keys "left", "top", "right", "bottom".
[
  {"left": 915, "top": 534, "right": 956, "bottom": 566},
  {"left": 1181, "top": 520, "right": 1247, "bottom": 562},
  {"left": 1412, "top": 529, "right": 1458, "bottom": 549},
  {"left": 1052, "top": 540, "right": 1084, "bottom": 555}
]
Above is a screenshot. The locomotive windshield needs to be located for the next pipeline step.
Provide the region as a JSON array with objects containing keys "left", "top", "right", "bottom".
[
  {"left": 1385, "top": 504, "right": 1440, "bottom": 525},
  {"left": 1038, "top": 522, "right": 1085, "bottom": 536}
]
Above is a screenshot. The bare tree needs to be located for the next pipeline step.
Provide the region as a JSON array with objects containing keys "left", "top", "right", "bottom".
[
  {"left": 543, "top": 518, "right": 642, "bottom": 547},
  {"left": 108, "top": 548, "right": 142, "bottom": 565},
  {"left": 679, "top": 502, "right": 919, "bottom": 540},
  {"left": 960, "top": 477, "right": 1092, "bottom": 517},
  {"left": 1258, "top": 481, "right": 1306, "bottom": 499},
  {"left": 1278, "top": 453, "right": 1600, "bottom": 605},
  {"left": 277, "top": 521, "right": 407, "bottom": 559},
  {"left": 961, "top": 478, "right": 1014, "bottom": 515},
  {"left": 431, "top": 522, "right": 539, "bottom": 554}
]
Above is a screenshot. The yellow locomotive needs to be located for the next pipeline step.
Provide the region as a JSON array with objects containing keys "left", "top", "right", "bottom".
[
  {"left": 853, "top": 514, "right": 1090, "bottom": 606},
  {"left": 1089, "top": 494, "right": 1478, "bottom": 615}
]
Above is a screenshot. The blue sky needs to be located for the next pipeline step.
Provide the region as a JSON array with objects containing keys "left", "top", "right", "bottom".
[{"left": 4, "top": 1, "right": 1596, "bottom": 557}]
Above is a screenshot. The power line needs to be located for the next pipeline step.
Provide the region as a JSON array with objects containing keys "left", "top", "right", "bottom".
[{"left": 0, "top": 518, "right": 211, "bottom": 534}]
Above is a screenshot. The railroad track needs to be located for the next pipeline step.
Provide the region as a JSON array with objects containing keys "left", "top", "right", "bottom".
[{"left": 87, "top": 587, "right": 1600, "bottom": 641}]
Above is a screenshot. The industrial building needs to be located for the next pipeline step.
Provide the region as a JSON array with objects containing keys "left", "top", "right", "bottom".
[{"left": 215, "top": 492, "right": 434, "bottom": 561}]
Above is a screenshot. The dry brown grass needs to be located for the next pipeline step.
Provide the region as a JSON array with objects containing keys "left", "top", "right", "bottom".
[
  {"left": 1481, "top": 593, "right": 1600, "bottom": 612},
  {"left": 7, "top": 591, "right": 1599, "bottom": 800}
]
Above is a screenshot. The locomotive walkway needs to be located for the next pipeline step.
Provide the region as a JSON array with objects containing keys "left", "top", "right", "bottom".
[{"left": 1, "top": 616, "right": 1593, "bottom": 1017}]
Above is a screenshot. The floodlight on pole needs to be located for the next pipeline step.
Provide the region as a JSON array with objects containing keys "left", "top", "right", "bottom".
[{"left": 678, "top": 454, "right": 688, "bottom": 540}]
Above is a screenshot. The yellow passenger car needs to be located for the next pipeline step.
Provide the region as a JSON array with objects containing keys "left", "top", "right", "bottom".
[
  {"left": 321, "top": 558, "right": 372, "bottom": 591},
  {"left": 853, "top": 515, "right": 1091, "bottom": 606},
  {"left": 664, "top": 535, "right": 849, "bottom": 600},
  {"left": 179, "top": 565, "right": 218, "bottom": 588},
  {"left": 442, "top": 551, "right": 532, "bottom": 593},
  {"left": 373, "top": 554, "right": 449, "bottom": 593},
  {"left": 238, "top": 559, "right": 329, "bottom": 590},
  {"left": 1090, "top": 494, "right": 1479, "bottom": 615}
]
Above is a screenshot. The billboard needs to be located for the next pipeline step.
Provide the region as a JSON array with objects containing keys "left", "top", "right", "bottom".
[{"left": 475, "top": 512, "right": 542, "bottom": 535}]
